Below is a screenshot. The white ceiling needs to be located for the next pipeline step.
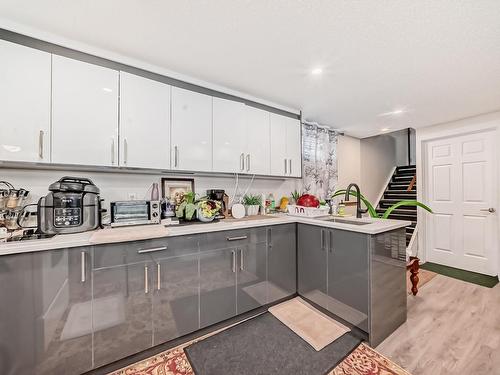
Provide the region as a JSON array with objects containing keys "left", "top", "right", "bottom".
[{"left": 1, "top": 0, "right": 500, "bottom": 137}]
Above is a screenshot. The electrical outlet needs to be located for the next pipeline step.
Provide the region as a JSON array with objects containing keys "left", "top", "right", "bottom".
[{"left": 128, "top": 193, "right": 137, "bottom": 200}]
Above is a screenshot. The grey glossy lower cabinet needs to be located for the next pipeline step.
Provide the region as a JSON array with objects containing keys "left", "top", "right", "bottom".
[
  {"left": 298, "top": 223, "right": 406, "bottom": 346},
  {"left": 267, "top": 224, "right": 297, "bottom": 303},
  {"left": 0, "top": 224, "right": 298, "bottom": 374},
  {"left": 0, "top": 247, "right": 92, "bottom": 375}
]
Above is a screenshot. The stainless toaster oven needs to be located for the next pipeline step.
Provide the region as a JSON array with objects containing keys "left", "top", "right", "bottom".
[{"left": 110, "top": 200, "right": 160, "bottom": 227}]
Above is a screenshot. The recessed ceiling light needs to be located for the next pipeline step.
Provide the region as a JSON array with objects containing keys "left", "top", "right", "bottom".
[
  {"left": 380, "top": 128, "right": 391, "bottom": 132},
  {"left": 311, "top": 67, "right": 323, "bottom": 75},
  {"left": 378, "top": 108, "right": 407, "bottom": 117}
]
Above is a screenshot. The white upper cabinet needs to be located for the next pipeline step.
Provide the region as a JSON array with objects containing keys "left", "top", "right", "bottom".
[
  {"left": 119, "top": 72, "right": 171, "bottom": 169},
  {"left": 212, "top": 97, "right": 246, "bottom": 173},
  {"left": 0, "top": 40, "right": 51, "bottom": 163},
  {"left": 270, "top": 113, "right": 302, "bottom": 177},
  {"left": 52, "top": 55, "right": 119, "bottom": 166},
  {"left": 245, "top": 106, "right": 271, "bottom": 175},
  {"left": 171, "top": 87, "right": 213, "bottom": 172},
  {"left": 286, "top": 117, "right": 302, "bottom": 177}
]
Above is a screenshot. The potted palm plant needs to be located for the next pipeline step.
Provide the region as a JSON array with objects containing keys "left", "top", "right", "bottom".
[{"left": 243, "top": 194, "right": 262, "bottom": 216}]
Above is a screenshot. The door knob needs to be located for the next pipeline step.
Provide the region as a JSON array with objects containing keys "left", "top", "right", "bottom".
[{"left": 480, "top": 208, "right": 496, "bottom": 213}]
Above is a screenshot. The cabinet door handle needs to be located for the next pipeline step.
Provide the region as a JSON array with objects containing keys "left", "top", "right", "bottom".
[
  {"left": 226, "top": 235, "right": 248, "bottom": 241},
  {"left": 80, "top": 251, "right": 86, "bottom": 283},
  {"left": 157, "top": 263, "right": 161, "bottom": 291},
  {"left": 284, "top": 158, "right": 287, "bottom": 174},
  {"left": 138, "top": 246, "right": 167, "bottom": 254},
  {"left": 329, "top": 231, "right": 333, "bottom": 253},
  {"left": 246, "top": 154, "right": 250, "bottom": 172},
  {"left": 240, "top": 249, "right": 244, "bottom": 270},
  {"left": 174, "top": 146, "right": 179, "bottom": 167},
  {"left": 267, "top": 228, "right": 272, "bottom": 248},
  {"left": 123, "top": 138, "right": 128, "bottom": 165},
  {"left": 111, "top": 138, "right": 115, "bottom": 165},
  {"left": 144, "top": 265, "right": 149, "bottom": 294},
  {"left": 289, "top": 159, "right": 292, "bottom": 175},
  {"left": 38, "top": 130, "right": 44, "bottom": 159},
  {"left": 320, "top": 230, "right": 325, "bottom": 250},
  {"left": 231, "top": 250, "right": 236, "bottom": 273},
  {"left": 240, "top": 153, "right": 245, "bottom": 171}
]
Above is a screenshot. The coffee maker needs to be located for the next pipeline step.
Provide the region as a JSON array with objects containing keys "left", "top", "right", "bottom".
[{"left": 206, "top": 189, "right": 227, "bottom": 219}]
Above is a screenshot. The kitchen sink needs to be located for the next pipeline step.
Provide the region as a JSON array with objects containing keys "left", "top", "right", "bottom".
[{"left": 315, "top": 216, "right": 371, "bottom": 226}]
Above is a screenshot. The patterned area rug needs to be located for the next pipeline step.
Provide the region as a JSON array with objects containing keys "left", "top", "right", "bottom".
[{"left": 110, "top": 343, "right": 410, "bottom": 375}]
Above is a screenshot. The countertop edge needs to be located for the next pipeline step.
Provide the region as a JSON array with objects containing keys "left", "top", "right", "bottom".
[{"left": 0, "top": 216, "right": 411, "bottom": 256}]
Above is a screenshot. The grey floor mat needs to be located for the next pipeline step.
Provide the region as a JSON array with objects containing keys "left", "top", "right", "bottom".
[{"left": 184, "top": 312, "right": 362, "bottom": 375}]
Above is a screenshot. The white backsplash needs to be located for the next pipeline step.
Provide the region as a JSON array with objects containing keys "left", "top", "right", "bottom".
[{"left": 0, "top": 168, "right": 301, "bottom": 211}]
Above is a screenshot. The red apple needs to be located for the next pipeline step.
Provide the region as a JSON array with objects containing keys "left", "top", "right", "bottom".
[{"left": 296, "top": 194, "right": 320, "bottom": 208}]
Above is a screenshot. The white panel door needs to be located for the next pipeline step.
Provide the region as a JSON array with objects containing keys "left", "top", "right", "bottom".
[
  {"left": 52, "top": 55, "right": 119, "bottom": 166},
  {"left": 0, "top": 40, "right": 51, "bottom": 162},
  {"left": 426, "top": 130, "right": 498, "bottom": 275},
  {"left": 171, "top": 87, "right": 212, "bottom": 172},
  {"left": 212, "top": 97, "right": 246, "bottom": 173},
  {"left": 269, "top": 113, "right": 288, "bottom": 176},
  {"left": 245, "top": 106, "right": 270, "bottom": 175},
  {"left": 285, "top": 117, "right": 302, "bottom": 177},
  {"left": 119, "top": 72, "right": 171, "bottom": 169}
]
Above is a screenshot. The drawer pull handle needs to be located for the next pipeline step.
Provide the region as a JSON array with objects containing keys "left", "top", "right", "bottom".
[
  {"left": 231, "top": 250, "right": 236, "bottom": 273},
  {"left": 226, "top": 236, "right": 248, "bottom": 241},
  {"left": 157, "top": 263, "right": 161, "bottom": 291},
  {"left": 138, "top": 246, "right": 167, "bottom": 254},
  {"left": 80, "top": 251, "right": 86, "bottom": 283}
]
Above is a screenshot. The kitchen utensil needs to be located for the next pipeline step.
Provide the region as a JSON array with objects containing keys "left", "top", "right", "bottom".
[{"left": 231, "top": 203, "right": 245, "bottom": 219}]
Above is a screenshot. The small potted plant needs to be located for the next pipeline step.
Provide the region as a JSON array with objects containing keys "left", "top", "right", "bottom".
[
  {"left": 243, "top": 194, "right": 262, "bottom": 216},
  {"left": 197, "top": 199, "right": 221, "bottom": 222}
]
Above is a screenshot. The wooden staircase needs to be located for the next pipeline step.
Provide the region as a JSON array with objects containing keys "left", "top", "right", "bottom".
[{"left": 376, "top": 165, "right": 417, "bottom": 249}]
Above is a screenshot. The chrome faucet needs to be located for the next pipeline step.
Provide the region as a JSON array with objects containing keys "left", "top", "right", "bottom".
[{"left": 345, "top": 183, "right": 368, "bottom": 219}]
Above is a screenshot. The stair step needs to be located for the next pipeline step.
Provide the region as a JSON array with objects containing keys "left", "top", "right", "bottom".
[
  {"left": 385, "top": 189, "right": 417, "bottom": 194},
  {"left": 379, "top": 201, "right": 417, "bottom": 210},
  {"left": 393, "top": 175, "right": 414, "bottom": 181},
  {"left": 395, "top": 169, "right": 416, "bottom": 177},
  {"left": 396, "top": 165, "right": 416, "bottom": 172},
  {"left": 384, "top": 193, "right": 417, "bottom": 199},
  {"left": 389, "top": 183, "right": 416, "bottom": 190}
]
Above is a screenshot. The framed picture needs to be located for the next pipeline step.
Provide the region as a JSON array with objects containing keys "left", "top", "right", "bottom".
[{"left": 161, "top": 178, "right": 195, "bottom": 204}]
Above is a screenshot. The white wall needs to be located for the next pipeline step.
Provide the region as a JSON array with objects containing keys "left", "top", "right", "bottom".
[{"left": 359, "top": 134, "right": 398, "bottom": 204}]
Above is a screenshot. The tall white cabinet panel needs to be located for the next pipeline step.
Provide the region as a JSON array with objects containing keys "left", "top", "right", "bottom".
[
  {"left": 213, "top": 97, "right": 246, "bottom": 173},
  {"left": 171, "top": 87, "right": 212, "bottom": 172},
  {"left": 52, "top": 55, "right": 119, "bottom": 166},
  {"left": 270, "top": 113, "right": 301, "bottom": 177},
  {"left": 269, "top": 114, "right": 288, "bottom": 176},
  {"left": 245, "top": 106, "right": 270, "bottom": 175},
  {"left": 0, "top": 40, "right": 51, "bottom": 162},
  {"left": 286, "top": 117, "right": 302, "bottom": 177},
  {"left": 119, "top": 72, "right": 171, "bottom": 169}
]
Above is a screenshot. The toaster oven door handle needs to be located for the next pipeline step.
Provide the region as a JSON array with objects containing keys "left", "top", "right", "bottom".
[{"left": 137, "top": 246, "right": 168, "bottom": 254}]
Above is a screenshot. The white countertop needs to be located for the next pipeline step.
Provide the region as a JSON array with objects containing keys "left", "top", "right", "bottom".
[{"left": 0, "top": 215, "right": 411, "bottom": 256}]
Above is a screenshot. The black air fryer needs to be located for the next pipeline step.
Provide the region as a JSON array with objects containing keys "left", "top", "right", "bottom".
[{"left": 38, "top": 177, "right": 103, "bottom": 234}]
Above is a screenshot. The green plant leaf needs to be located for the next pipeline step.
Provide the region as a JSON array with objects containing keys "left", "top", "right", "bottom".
[
  {"left": 331, "top": 189, "right": 379, "bottom": 218},
  {"left": 381, "top": 200, "right": 433, "bottom": 219},
  {"left": 175, "top": 201, "right": 187, "bottom": 218},
  {"left": 185, "top": 203, "right": 197, "bottom": 220}
]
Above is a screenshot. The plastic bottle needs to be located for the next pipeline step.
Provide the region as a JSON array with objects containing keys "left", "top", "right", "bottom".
[
  {"left": 268, "top": 193, "right": 275, "bottom": 212},
  {"left": 338, "top": 200, "right": 346, "bottom": 216}
]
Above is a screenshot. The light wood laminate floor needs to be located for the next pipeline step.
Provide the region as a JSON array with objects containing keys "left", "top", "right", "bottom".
[{"left": 377, "top": 274, "right": 500, "bottom": 375}]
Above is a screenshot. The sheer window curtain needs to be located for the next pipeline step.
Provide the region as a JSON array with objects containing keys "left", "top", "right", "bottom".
[{"left": 301, "top": 123, "right": 339, "bottom": 200}]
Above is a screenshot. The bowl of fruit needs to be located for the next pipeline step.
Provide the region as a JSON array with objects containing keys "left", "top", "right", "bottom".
[{"left": 197, "top": 199, "right": 221, "bottom": 222}]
